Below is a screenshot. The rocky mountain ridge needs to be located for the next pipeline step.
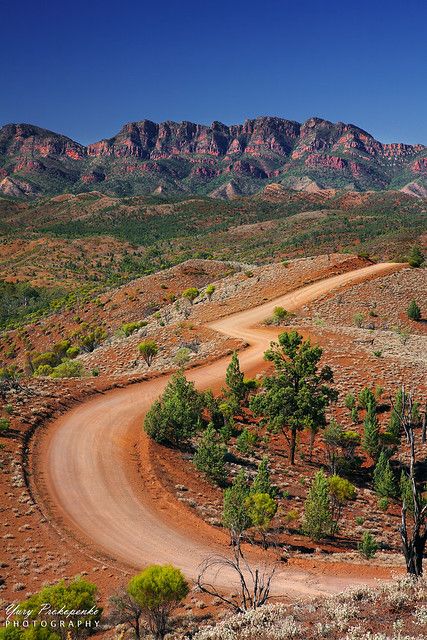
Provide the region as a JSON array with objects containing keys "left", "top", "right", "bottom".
[{"left": 1, "top": 116, "right": 426, "bottom": 198}]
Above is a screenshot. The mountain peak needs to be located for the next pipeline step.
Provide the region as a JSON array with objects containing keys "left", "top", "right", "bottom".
[{"left": 0, "top": 116, "right": 425, "bottom": 199}]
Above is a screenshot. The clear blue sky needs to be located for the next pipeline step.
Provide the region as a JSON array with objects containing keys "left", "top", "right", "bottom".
[{"left": 1, "top": 0, "right": 426, "bottom": 145}]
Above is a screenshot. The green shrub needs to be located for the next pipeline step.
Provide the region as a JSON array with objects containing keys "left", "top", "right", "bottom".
[
  {"left": 52, "top": 339, "right": 71, "bottom": 357},
  {"left": 34, "top": 364, "right": 54, "bottom": 377},
  {"left": 344, "top": 392, "right": 356, "bottom": 411},
  {"left": 66, "top": 346, "right": 80, "bottom": 359},
  {"left": 269, "top": 306, "right": 294, "bottom": 326},
  {"left": 78, "top": 326, "right": 107, "bottom": 352},
  {"left": 378, "top": 497, "right": 389, "bottom": 511},
  {"left": 358, "top": 531, "right": 378, "bottom": 559},
  {"left": 205, "top": 284, "right": 216, "bottom": 300},
  {"left": 407, "top": 299, "right": 421, "bottom": 321},
  {"left": 121, "top": 321, "right": 147, "bottom": 336},
  {"left": 32, "top": 351, "right": 58, "bottom": 370},
  {"left": 353, "top": 312, "right": 364, "bottom": 328},
  {"left": 0, "top": 417, "right": 10, "bottom": 433},
  {"left": 50, "top": 360, "right": 85, "bottom": 378},
  {"left": 355, "top": 516, "right": 365, "bottom": 525},
  {"left": 174, "top": 347, "right": 191, "bottom": 368}
]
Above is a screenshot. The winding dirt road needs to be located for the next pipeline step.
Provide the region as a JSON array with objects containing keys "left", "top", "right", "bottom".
[{"left": 33, "top": 262, "right": 400, "bottom": 598}]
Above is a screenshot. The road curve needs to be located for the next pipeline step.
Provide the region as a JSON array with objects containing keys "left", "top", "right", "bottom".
[{"left": 34, "top": 262, "right": 400, "bottom": 598}]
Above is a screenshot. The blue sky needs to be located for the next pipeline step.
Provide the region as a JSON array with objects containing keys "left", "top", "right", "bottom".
[{"left": 1, "top": 0, "right": 426, "bottom": 145}]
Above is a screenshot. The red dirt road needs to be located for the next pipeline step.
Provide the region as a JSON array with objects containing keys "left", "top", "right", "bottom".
[{"left": 33, "top": 262, "right": 401, "bottom": 598}]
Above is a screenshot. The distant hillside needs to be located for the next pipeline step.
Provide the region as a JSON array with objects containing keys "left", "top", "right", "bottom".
[{"left": 1, "top": 117, "right": 426, "bottom": 198}]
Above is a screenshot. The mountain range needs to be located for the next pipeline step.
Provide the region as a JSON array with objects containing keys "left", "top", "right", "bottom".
[{"left": 1, "top": 116, "right": 426, "bottom": 199}]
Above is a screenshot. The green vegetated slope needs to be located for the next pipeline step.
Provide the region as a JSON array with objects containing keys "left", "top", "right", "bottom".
[{"left": 0, "top": 187, "right": 425, "bottom": 328}]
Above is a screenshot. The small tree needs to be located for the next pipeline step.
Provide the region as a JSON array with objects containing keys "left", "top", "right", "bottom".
[
  {"left": 358, "top": 387, "right": 376, "bottom": 410},
  {"left": 373, "top": 451, "right": 397, "bottom": 498},
  {"left": 358, "top": 531, "right": 378, "bottom": 559},
  {"left": 323, "top": 420, "right": 344, "bottom": 475},
  {"left": 138, "top": 340, "right": 158, "bottom": 367},
  {"left": 236, "top": 428, "right": 258, "bottom": 455},
  {"left": 408, "top": 246, "right": 425, "bottom": 268},
  {"left": 182, "top": 287, "right": 199, "bottom": 304},
  {"left": 250, "top": 331, "right": 337, "bottom": 464},
  {"left": 144, "top": 372, "right": 205, "bottom": 446},
  {"left": 303, "top": 470, "right": 333, "bottom": 541},
  {"left": 363, "top": 399, "right": 380, "bottom": 461},
  {"left": 193, "top": 423, "right": 227, "bottom": 486},
  {"left": 205, "top": 284, "right": 216, "bottom": 300},
  {"left": 251, "top": 456, "right": 275, "bottom": 497},
  {"left": 225, "top": 351, "right": 246, "bottom": 404},
  {"left": 353, "top": 312, "right": 364, "bottom": 328},
  {"left": 407, "top": 300, "right": 421, "bottom": 321},
  {"left": 79, "top": 326, "right": 107, "bottom": 352},
  {"left": 344, "top": 392, "right": 356, "bottom": 412},
  {"left": 128, "top": 565, "right": 189, "bottom": 640},
  {"left": 324, "top": 420, "right": 361, "bottom": 475},
  {"left": 223, "top": 469, "right": 252, "bottom": 550},
  {"left": 328, "top": 475, "right": 357, "bottom": 534},
  {"left": 245, "top": 492, "right": 277, "bottom": 548}
]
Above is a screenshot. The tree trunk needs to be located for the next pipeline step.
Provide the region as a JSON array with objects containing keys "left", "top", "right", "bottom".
[{"left": 290, "top": 427, "right": 297, "bottom": 465}]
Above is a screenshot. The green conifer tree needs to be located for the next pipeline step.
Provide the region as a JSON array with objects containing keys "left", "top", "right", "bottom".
[
  {"left": 407, "top": 300, "right": 421, "bottom": 321},
  {"left": 373, "top": 451, "right": 397, "bottom": 498},
  {"left": 223, "top": 469, "right": 252, "bottom": 548},
  {"left": 302, "top": 470, "right": 332, "bottom": 541},
  {"left": 225, "top": 351, "right": 246, "bottom": 404},
  {"left": 193, "top": 423, "right": 227, "bottom": 486},
  {"left": 251, "top": 456, "right": 275, "bottom": 497},
  {"left": 363, "top": 399, "right": 380, "bottom": 461}
]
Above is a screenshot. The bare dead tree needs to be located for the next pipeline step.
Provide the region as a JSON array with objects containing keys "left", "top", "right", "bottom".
[
  {"left": 109, "top": 589, "right": 145, "bottom": 640},
  {"left": 396, "top": 387, "right": 427, "bottom": 577},
  {"left": 422, "top": 401, "right": 426, "bottom": 444},
  {"left": 196, "top": 540, "right": 278, "bottom": 613}
]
